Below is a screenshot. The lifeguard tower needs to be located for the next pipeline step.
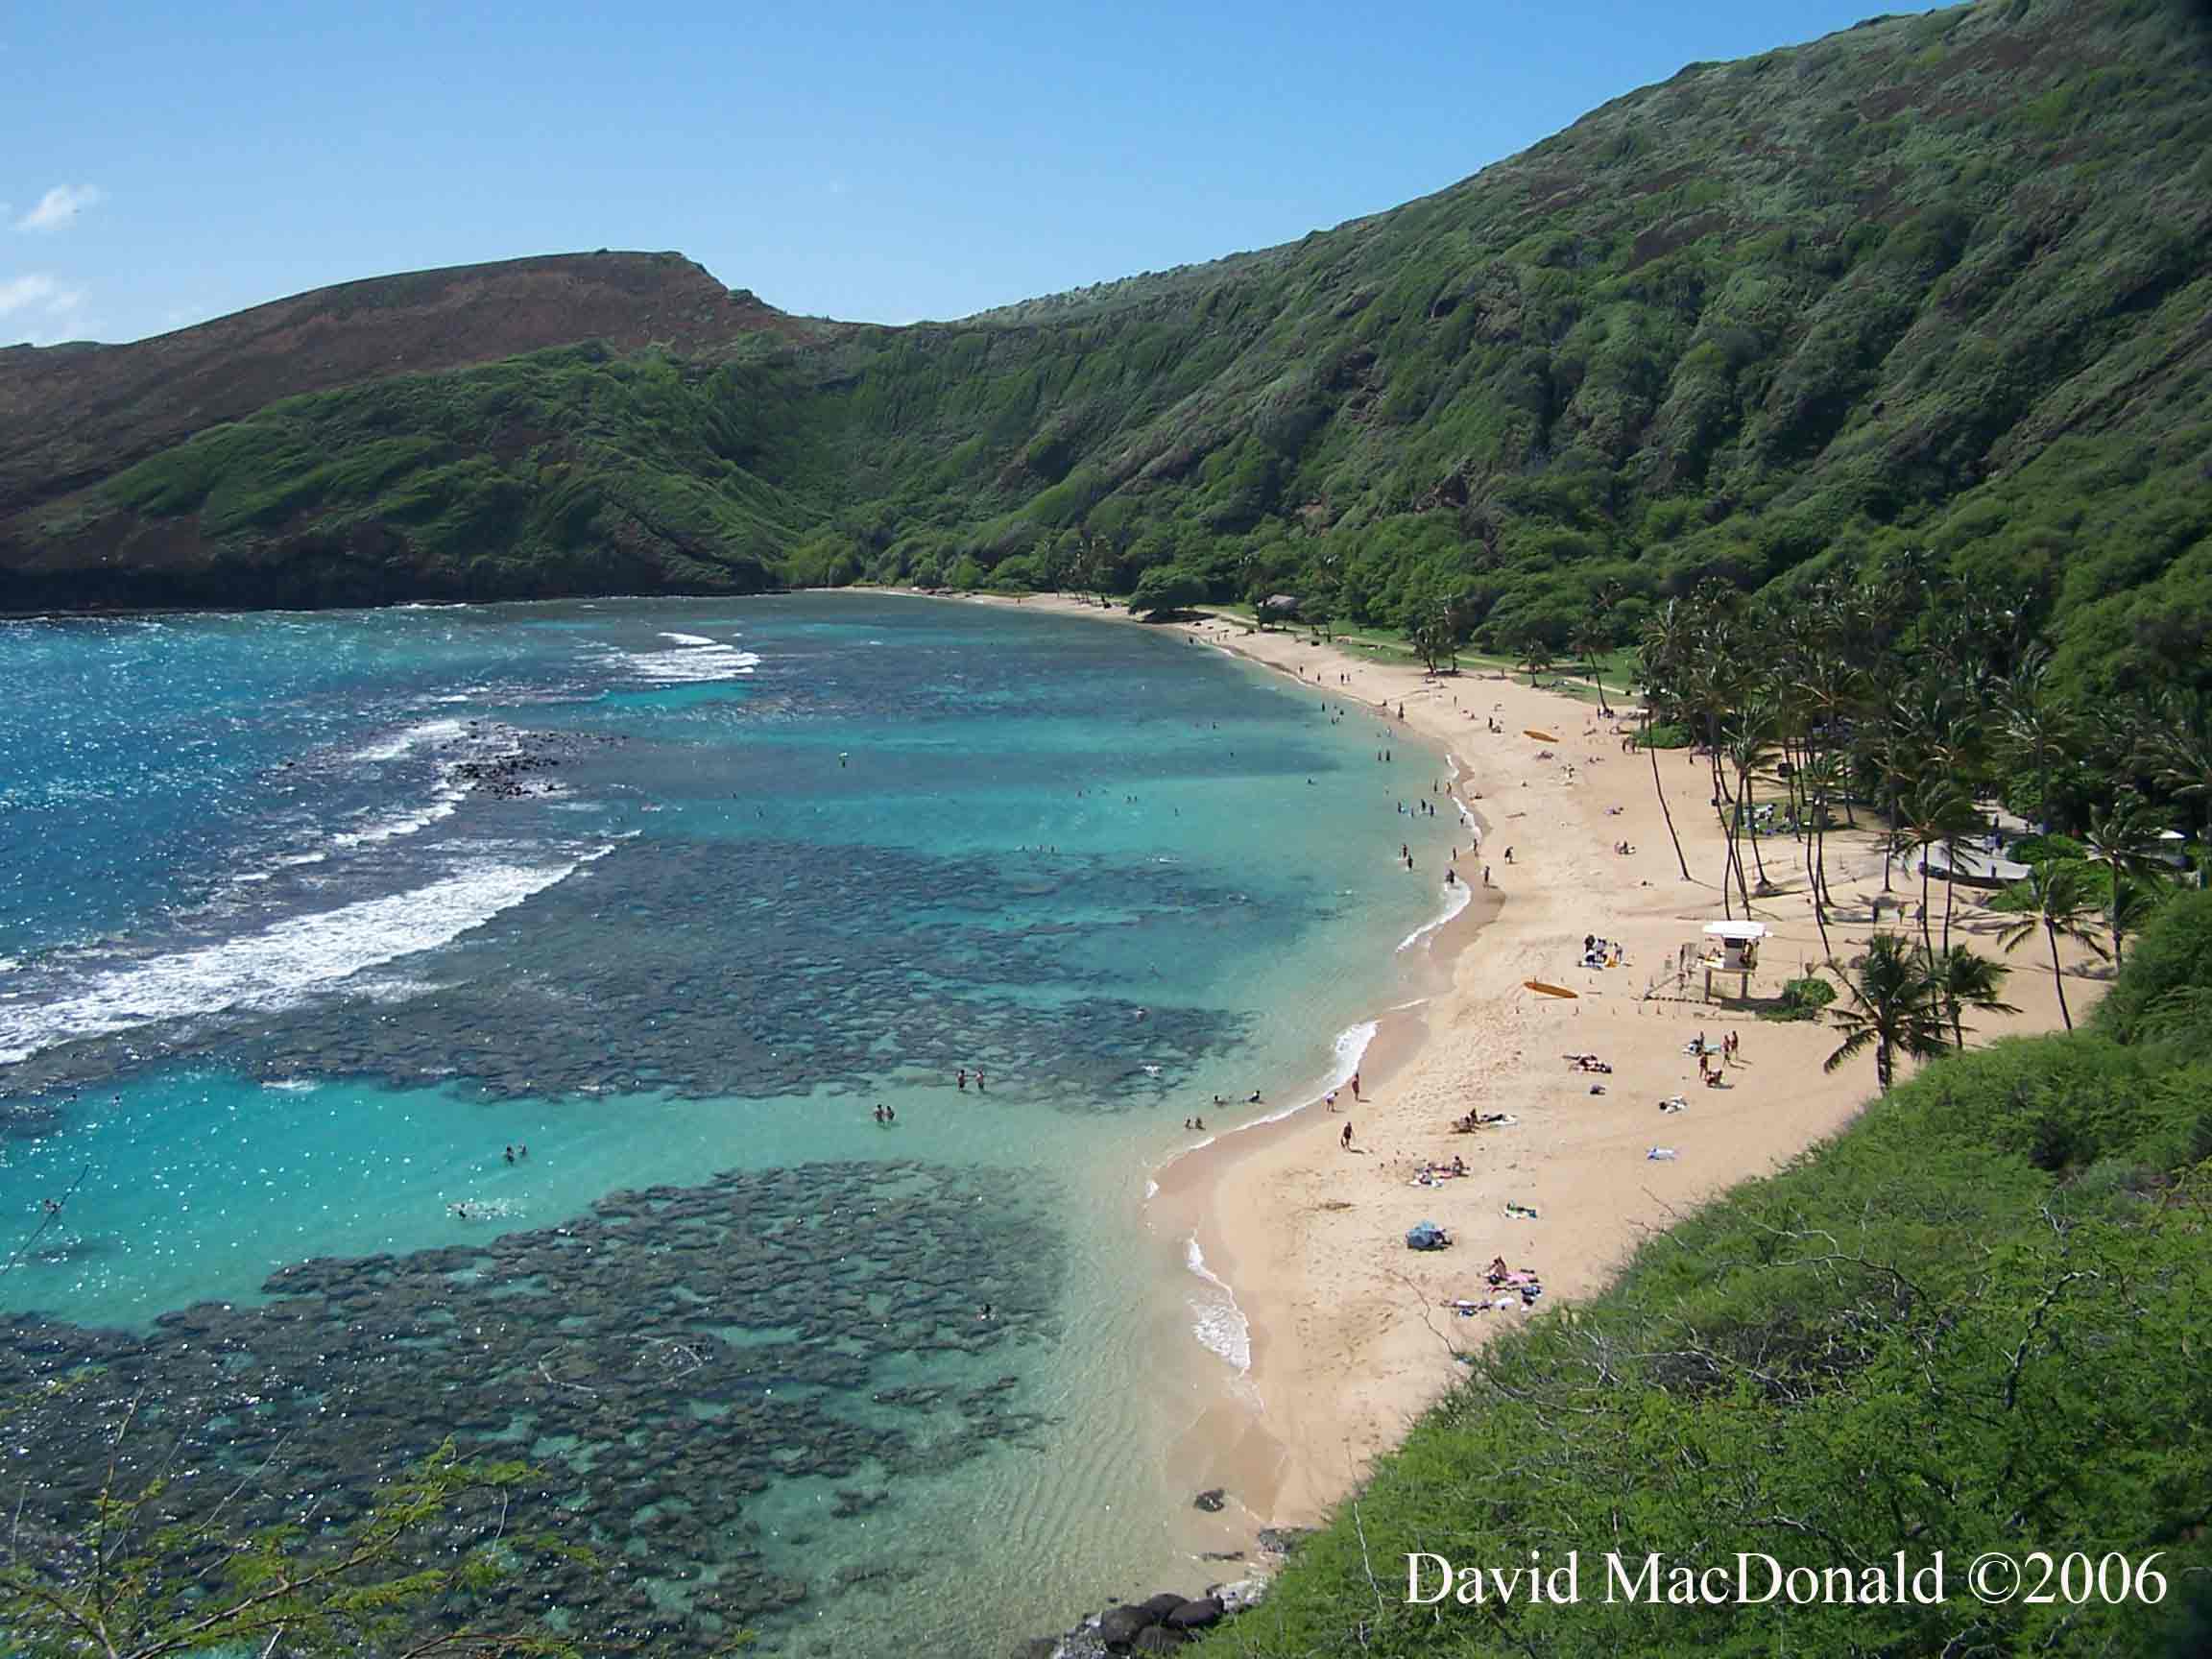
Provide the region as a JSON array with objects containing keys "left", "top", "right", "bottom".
[{"left": 1700, "top": 921, "right": 1767, "bottom": 1001}]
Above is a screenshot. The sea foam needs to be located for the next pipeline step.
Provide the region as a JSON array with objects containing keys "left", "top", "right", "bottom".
[
  {"left": 610, "top": 637, "right": 762, "bottom": 684},
  {"left": 1183, "top": 1236, "right": 1252, "bottom": 1374},
  {"left": 350, "top": 718, "right": 468, "bottom": 763},
  {"left": 0, "top": 848, "right": 612, "bottom": 1064}
]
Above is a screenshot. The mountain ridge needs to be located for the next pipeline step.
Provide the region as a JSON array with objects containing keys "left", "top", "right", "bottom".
[{"left": 5, "top": 0, "right": 2208, "bottom": 692}]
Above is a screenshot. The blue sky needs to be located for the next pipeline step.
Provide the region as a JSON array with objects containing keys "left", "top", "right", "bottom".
[{"left": 2, "top": 0, "right": 1944, "bottom": 346}]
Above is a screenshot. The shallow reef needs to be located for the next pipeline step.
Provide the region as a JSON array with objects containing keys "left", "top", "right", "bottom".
[{"left": 0, "top": 1159, "right": 1064, "bottom": 1652}]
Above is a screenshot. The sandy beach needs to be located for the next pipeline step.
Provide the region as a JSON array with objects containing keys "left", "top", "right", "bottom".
[{"left": 934, "top": 589, "right": 2103, "bottom": 1551}]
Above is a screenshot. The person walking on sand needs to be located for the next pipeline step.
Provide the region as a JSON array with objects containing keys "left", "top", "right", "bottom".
[
  {"left": 1326, "top": 1089, "right": 1339, "bottom": 1111},
  {"left": 1351, "top": 1070, "right": 1362, "bottom": 1101},
  {"left": 1341, "top": 1122, "right": 1355, "bottom": 1150}
]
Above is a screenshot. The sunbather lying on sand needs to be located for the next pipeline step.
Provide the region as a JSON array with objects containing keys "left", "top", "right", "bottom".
[{"left": 1450, "top": 1110, "right": 1519, "bottom": 1133}]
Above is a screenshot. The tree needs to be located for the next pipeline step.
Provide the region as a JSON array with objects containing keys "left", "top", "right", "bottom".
[
  {"left": 0, "top": 1430, "right": 592, "bottom": 1659},
  {"left": 1894, "top": 778, "right": 1981, "bottom": 957},
  {"left": 2081, "top": 793, "right": 2174, "bottom": 962},
  {"left": 1127, "top": 565, "right": 1205, "bottom": 619},
  {"left": 1570, "top": 618, "right": 1612, "bottom": 713},
  {"left": 1998, "top": 661, "right": 2080, "bottom": 832},
  {"left": 1822, "top": 933, "right": 1951, "bottom": 1093},
  {"left": 1634, "top": 601, "right": 1694, "bottom": 881},
  {"left": 1408, "top": 607, "right": 1459, "bottom": 674},
  {"left": 1992, "top": 858, "right": 2110, "bottom": 1031},
  {"left": 1927, "top": 941, "right": 2018, "bottom": 1050},
  {"left": 1515, "top": 634, "right": 1555, "bottom": 686},
  {"left": 2131, "top": 687, "right": 2212, "bottom": 873}
]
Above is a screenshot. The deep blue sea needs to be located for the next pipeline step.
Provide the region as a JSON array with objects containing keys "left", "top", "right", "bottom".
[{"left": 0, "top": 593, "right": 1463, "bottom": 1655}]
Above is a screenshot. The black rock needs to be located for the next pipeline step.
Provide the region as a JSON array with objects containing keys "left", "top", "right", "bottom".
[
  {"left": 1097, "top": 1603, "right": 1163, "bottom": 1647},
  {"left": 1191, "top": 1487, "right": 1227, "bottom": 1512},
  {"left": 1257, "top": 1526, "right": 1314, "bottom": 1556},
  {"left": 1165, "top": 1597, "right": 1223, "bottom": 1631},
  {"left": 1140, "top": 1592, "right": 1190, "bottom": 1620},
  {"left": 1132, "top": 1629, "right": 1186, "bottom": 1655}
]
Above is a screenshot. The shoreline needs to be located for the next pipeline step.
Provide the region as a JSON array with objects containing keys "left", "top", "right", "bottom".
[{"left": 915, "top": 586, "right": 2100, "bottom": 1554}]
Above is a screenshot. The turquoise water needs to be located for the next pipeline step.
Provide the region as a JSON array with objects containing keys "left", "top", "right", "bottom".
[{"left": 0, "top": 594, "right": 1461, "bottom": 1654}]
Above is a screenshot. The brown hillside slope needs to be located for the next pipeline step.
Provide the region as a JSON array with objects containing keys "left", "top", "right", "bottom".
[{"left": 0, "top": 251, "right": 812, "bottom": 520}]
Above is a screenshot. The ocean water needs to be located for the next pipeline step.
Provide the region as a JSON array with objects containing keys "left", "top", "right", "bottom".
[{"left": 0, "top": 593, "right": 1461, "bottom": 1654}]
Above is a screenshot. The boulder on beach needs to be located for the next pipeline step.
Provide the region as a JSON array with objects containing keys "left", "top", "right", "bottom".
[
  {"left": 1132, "top": 1629, "right": 1186, "bottom": 1655},
  {"left": 1097, "top": 1604, "right": 1161, "bottom": 1647},
  {"left": 1191, "top": 1487, "right": 1226, "bottom": 1512},
  {"left": 1166, "top": 1596, "right": 1224, "bottom": 1630}
]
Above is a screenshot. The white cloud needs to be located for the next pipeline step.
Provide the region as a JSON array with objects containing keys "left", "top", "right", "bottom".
[
  {"left": 15, "top": 183, "right": 102, "bottom": 233},
  {"left": 0, "top": 274, "right": 88, "bottom": 343},
  {"left": 0, "top": 274, "right": 61, "bottom": 315}
]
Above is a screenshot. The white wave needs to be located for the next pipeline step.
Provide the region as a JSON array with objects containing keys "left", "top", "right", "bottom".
[
  {"left": 1228, "top": 1021, "right": 1380, "bottom": 1133},
  {"left": 0, "top": 848, "right": 612, "bottom": 1065},
  {"left": 658, "top": 632, "right": 721, "bottom": 646},
  {"left": 350, "top": 718, "right": 467, "bottom": 763},
  {"left": 612, "top": 643, "right": 762, "bottom": 685},
  {"left": 1184, "top": 1236, "right": 1252, "bottom": 1374},
  {"left": 328, "top": 788, "right": 465, "bottom": 850},
  {"left": 1397, "top": 878, "right": 1473, "bottom": 952},
  {"left": 260, "top": 1077, "right": 321, "bottom": 1093}
]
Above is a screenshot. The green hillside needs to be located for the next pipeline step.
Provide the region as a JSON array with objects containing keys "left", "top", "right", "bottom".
[{"left": 10, "top": 0, "right": 2210, "bottom": 695}]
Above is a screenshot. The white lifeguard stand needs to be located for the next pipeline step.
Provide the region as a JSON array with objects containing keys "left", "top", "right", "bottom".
[{"left": 1700, "top": 921, "right": 1767, "bottom": 1000}]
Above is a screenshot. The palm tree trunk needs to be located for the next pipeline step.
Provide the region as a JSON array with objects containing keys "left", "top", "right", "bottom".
[
  {"left": 1876, "top": 1040, "right": 1892, "bottom": 1094},
  {"left": 1647, "top": 717, "right": 1691, "bottom": 880},
  {"left": 1941, "top": 842, "right": 1958, "bottom": 955},
  {"left": 1919, "top": 852, "right": 1935, "bottom": 956},
  {"left": 1883, "top": 787, "right": 1900, "bottom": 892},
  {"left": 1743, "top": 767, "right": 1770, "bottom": 886},
  {"left": 2045, "top": 918, "right": 2073, "bottom": 1031},
  {"left": 1804, "top": 825, "right": 1833, "bottom": 958}
]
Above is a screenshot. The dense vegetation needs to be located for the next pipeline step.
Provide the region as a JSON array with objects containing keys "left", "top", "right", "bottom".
[
  {"left": 1191, "top": 888, "right": 2212, "bottom": 1659},
  {"left": 13, "top": 0, "right": 2211, "bottom": 702}
]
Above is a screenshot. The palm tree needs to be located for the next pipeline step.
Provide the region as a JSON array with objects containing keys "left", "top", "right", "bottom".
[
  {"left": 1999, "top": 663, "right": 2080, "bottom": 834},
  {"left": 1722, "top": 701, "right": 1780, "bottom": 901},
  {"left": 1992, "top": 858, "right": 2110, "bottom": 1031},
  {"left": 1894, "top": 779, "right": 1982, "bottom": 956},
  {"left": 1571, "top": 618, "right": 1612, "bottom": 714},
  {"left": 1635, "top": 603, "right": 1695, "bottom": 881},
  {"left": 1927, "top": 942, "right": 2018, "bottom": 1050},
  {"left": 2080, "top": 794, "right": 2172, "bottom": 962},
  {"left": 1823, "top": 934, "right": 1952, "bottom": 1093}
]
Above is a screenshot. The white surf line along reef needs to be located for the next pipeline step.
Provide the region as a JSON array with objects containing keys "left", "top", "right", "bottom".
[
  {"left": 609, "top": 633, "right": 764, "bottom": 685},
  {"left": 0, "top": 842, "right": 620, "bottom": 1065}
]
